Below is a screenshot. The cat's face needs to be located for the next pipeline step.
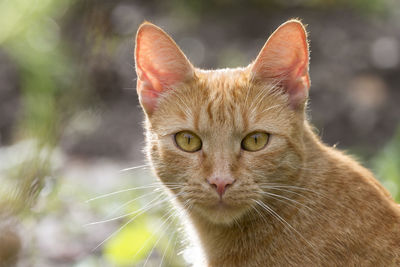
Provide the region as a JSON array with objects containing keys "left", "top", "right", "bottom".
[{"left": 135, "top": 20, "right": 310, "bottom": 224}]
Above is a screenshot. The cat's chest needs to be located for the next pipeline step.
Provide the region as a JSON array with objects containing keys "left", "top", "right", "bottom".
[
  {"left": 205, "top": 235, "right": 314, "bottom": 267},
  {"left": 200, "top": 220, "right": 314, "bottom": 266}
]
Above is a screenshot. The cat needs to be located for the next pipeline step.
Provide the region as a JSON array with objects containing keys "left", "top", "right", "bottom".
[{"left": 134, "top": 19, "right": 400, "bottom": 266}]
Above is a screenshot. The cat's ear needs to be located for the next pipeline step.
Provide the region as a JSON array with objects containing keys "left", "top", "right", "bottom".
[
  {"left": 135, "top": 22, "right": 194, "bottom": 115},
  {"left": 250, "top": 20, "right": 310, "bottom": 109}
]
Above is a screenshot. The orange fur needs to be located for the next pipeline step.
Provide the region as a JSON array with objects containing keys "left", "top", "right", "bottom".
[{"left": 134, "top": 20, "right": 400, "bottom": 266}]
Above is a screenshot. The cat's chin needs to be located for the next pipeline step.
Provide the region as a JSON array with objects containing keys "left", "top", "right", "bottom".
[{"left": 193, "top": 202, "right": 249, "bottom": 225}]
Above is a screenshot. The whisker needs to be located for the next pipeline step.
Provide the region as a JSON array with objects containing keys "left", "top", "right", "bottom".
[
  {"left": 259, "top": 191, "right": 314, "bottom": 212},
  {"left": 233, "top": 215, "right": 243, "bottom": 232},
  {"left": 260, "top": 104, "right": 284, "bottom": 115},
  {"left": 259, "top": 183, "right": 326, "bottom": 196},
  {"left": 261, "top": 186, "right": 316, "bottom": 202},
  {"left": 259, "top": 183, "right": 343, "bottom": 207},
  {"left": 169, "top": 90, "right": 193, "bottom": 119},
  {"left": 244, "top": 81, "right": 253, "bottom": 109},
  {"left": 90, "top": 192, "right": 183, "bottom": 252},
  {"left": 164, "top": 231, "right": 179, "bottom": 267},
  {"left": 254, "top": 199, "right": 315, "bottom": 250},
  {"left": 133, "top": 210, "right": 177, "bottom": 263},
  {"left": 85, "top": 202, "right": 160, "bottom": 227},
  {"left": 85, "top": 183, "right": 169, "bottom": 202},
  {"left": 85, "top": 193, "right": 173, "bottom": 226},
  {"left": 141, "top": 204, "right": 189, "bottom": 267},
  {"left": 249, "top": 86, "right": 268, "bottom": 112},
  {"left": 250, "top": 201, "right": 269, "bottom": 225},
  {"left": 119, "top": 164, "right": 150, "bottom": 172},
  {"left": 105, "top": 185, "right": 185, "bottom": 219},
  {"left": 143, "top": 213, "right": 177, "bottom": 267},
  {"left": 159, "top": 230, "right": 175, "bottom": 267},
  {"left": 250, "top": 76, "right": 286, "bottom": 115},
  {"left": 104, "top": 189, "right": 162, "bottom": 219},
  {"left": 90, "top": 208, "right": 149, "bottom": 252}
]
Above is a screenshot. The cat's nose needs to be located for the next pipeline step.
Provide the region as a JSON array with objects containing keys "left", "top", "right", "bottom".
[{"left": 207, "top": 177, "right": 235, "bottom": 197}]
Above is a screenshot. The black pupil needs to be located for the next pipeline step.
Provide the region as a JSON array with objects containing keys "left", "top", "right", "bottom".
[
  {"left": 184, "top": 134, "right": 192, "bottom": 144},
  {"left": 253, "top": 134, "right": 259, "bottom": 144}
]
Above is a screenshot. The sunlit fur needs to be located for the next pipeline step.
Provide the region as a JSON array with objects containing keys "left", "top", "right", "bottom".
[
  {"left": 146, "top": 67, "right": 299, "bottom": 223},
  {"left": 137, "top": 21, "right": 400, "bottom": 266}
]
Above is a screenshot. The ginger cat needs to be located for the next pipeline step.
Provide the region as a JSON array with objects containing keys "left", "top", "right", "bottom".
[{"left": 134, "top": 20, "right": 400, "bottom": 266}]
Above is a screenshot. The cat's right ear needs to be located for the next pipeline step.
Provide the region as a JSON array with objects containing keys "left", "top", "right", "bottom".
[
  {"left": 250, "top": 20, "right": 310, "bottom": 110},
  {"left": 135, "top": 22, "right": 194, "bottom": 116}
]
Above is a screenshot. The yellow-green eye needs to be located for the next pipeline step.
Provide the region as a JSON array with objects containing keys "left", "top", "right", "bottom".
[
  {"left": 241, "top": 132, "right": 269, "bottom": 151},
  {"left": 174, "top": 131, "right": 202, "bottom": 152}
]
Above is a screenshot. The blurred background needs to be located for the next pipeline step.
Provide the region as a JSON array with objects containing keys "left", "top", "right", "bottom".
[{"left": 0, "top": 0, "right": 399, "bottom": 266}]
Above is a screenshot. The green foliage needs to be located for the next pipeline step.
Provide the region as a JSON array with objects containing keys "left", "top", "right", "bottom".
[
  {"left": 372, "top": 127, "right": 400, "bottom": 202},
  {"left": 0, "top": 0, "right": 74, "bottom": 145},
  {"left": 170, "top": 0, "right": 388, "bottom": 15}
]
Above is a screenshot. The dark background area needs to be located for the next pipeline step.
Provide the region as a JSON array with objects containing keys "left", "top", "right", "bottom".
[{"left": 0, "top": 0, "right": 399, "bottom": 266}]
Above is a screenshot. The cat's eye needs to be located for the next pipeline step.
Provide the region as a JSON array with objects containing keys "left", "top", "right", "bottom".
[
  {"left": 241, "top": 132, "right": 269, "bottom": 152},
  {"left": 174, "top": 131, "right": 202, "bottom": 152}
]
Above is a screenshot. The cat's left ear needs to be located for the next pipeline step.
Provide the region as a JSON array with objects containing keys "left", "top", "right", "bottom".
[
  {"left": 250, "top": 20, "right": 310, "bottom": 109},
  {"left": 135, "top": 22, "right": 194, "bottom": 116}
]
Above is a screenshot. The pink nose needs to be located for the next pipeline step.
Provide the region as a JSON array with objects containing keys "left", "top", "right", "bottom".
[{"left": 207, "top": 177, "right": 235, "bottom": 197}]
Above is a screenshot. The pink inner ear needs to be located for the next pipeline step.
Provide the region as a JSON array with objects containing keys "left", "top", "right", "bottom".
[
  {"left": 251, "top": 20, "right": 310, "bottom": 108},
  {"left": 135, "top": 23, "right": 193, "bottom": 115}
]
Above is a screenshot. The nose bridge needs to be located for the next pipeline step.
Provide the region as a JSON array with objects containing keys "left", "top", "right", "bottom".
[
  {"left": 204, "top": 127, "right": 238, "bottom": 197},
  {"left": 206, "top": 125, "right": 238, "bottom": 174},
  {"left": 211, "top": 148, "right": 232, "bottom": 176}
]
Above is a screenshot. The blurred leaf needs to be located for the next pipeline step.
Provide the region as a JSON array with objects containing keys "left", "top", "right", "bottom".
[
  {"left": 170, "top": 0, "right": 388, "bottom": 15},
  {"left": 372, "top": 126, "right": 400, "bottom": 201},
  {"left": 0, "top": 0, "right": 74, "bottom": 146},
  {"left": 104, "top": 218, "right": 156, "bottom": 266}
]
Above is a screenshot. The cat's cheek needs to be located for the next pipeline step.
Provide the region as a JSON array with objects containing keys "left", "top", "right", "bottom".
[
  {"left": 262, "top": 134, "right": 287, "bottom": 153},
  {"left": 152, "top": 139, "right": 203, "bottom": 184},
  {"left": 239, "top": 135, "right": 285, "bottom": 165},
  {"left": 258, "top": 149, "right": 303, "bottom": 185},
  {"left": 238, "top": 135, "right": 302, "bottom": 186}
]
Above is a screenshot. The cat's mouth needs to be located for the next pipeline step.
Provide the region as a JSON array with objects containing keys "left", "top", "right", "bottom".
[
  {"left": 191, "top": 196, "right": 235, "bottom": 210},
  {"left": 191, "top": 197, "right": 252, "bottom": 224},
  {"left": 178, "top": 183, "right": 259, "bottom": 224},
  {"left": 198, "top": 205, "right": 248, "bottom": 224},
  {"left": 207, "top": 200, "right": 233, "bottom": 209}
]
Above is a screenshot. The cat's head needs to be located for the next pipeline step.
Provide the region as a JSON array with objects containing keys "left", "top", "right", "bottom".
[{"left": 135, "top": 20, "right": 310, "bottom": 224}]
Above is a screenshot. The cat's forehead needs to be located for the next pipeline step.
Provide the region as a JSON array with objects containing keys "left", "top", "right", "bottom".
[
  {"left": 196, "top": 67, "right": 250, "bottom": 92},
  {"left": 151, "top": 67, "right": 290, "bottom": 138},
  {"left": 192, "top": 68, "right": 250, "bottom": 131}
]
